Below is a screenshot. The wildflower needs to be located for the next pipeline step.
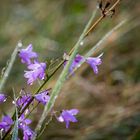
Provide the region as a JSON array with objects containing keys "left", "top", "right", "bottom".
[
  {"left": 57, "top": 109, "right": 79, "bottom": 128},
  {"left": 23, "top": 126, "right": 34, "bottom": 140},
  {"left": 0, "top": 93, "right": 7, "bottom": 103},
  {"left": 64, "top": 54, "right": 84, "bottom": 74},
  {"left": 19, "top": 44, "right": 38, "bottom": 65},
  {"left": 24, "top": 61, "right": 46, "bottom": 85},
  {"left": 19, "top": 114, "right": 34, "bottom": 140},
  {"left": 0, "top": 115, "right": 13, "bottom": 132},
  {"left": 16, "top": 94, "right": 32, "bottom": 110},
  {"left": 86, "top": 54, "right": 102, "bottom": 74},
  {"left": 19, "top": 114, "right": 32, "bottom": 130},
  {"left": 35, "top": 90, "right": 50, "bottom": 105}
]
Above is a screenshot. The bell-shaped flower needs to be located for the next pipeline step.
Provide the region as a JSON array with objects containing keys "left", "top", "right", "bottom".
[
  {"left": 19, "top": 114, "right": 32, "bottom": 130},
  {"left": 0, "top": 93, "right": 7, "bottom": 103},
  {"left": 16, "top": 94, "right": 32, "bottom": 110},
  {"left": 0, "top": 115, "right": 13, "bottom": 132},
  {"left": 19, "top": 44, "right": 38, "bottom": 65},
  {"left": 24, "top": 61, "right": 46, "bottom": 85},
  {"left": 35, "top": 90, "right": 50, "bottom": 105},
  {"left": 64, "top": 54, "right": 84, "bottom": 74},
  {"left": 86, "top": 54, "right": 102, "bottom": 74},
  {"left": 23, "top": 126, "right": 34, "bottom": 140},
  {"left": 57, "top": 109, "right": 79, "bottom": 128},
  {"left": 18, "top": 113, "right": 34, "bottom": 140}
]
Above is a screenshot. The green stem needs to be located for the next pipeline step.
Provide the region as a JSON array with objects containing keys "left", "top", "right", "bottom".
[
  {"left": 33, "top": 1, "right": 122, "bottom": 138},
  {"left": 33, "top": 9, "right": 97, "bottom": 140},
  {"left": 85, "top": 19, "right": 127, "bottom": 57},
  {"left": 0, "top": 42, "right": 22, "bottom": 91},
  {"left": 68, "top": 19, "right": 127, "bottom": 77}
]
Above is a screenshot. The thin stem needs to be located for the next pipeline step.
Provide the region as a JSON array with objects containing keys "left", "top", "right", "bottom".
[
  {"left": 25, "top": 102, "right": 40, "bottom": 120},
  {"left": 37, "top": 115, "right": 53, "bottom": 139},
  {"left": 2, "top": 71, "right": 56, "bottom": 139},
  {"left": 32, "top": 8, "right": 103, "bottom": 140},
  {"left": 0, "top": 42, "right": 22, "bottom": 91},
  {"left": 85, "top": 19, "right": 127, "bottom": 57},
  {"left": 33, "top": 1, "right": 122, "bottom": 139},
  {"left": 69, "top": 19, "right": 127, "bottom": 77},
  {"left": 18, "top": 8, "right": 95, "bottom": 119},
  {"left": 2, "top": 1, "right": 121, "bottom": 139},
  {"left": 84, "top": 15, "right": 104, "bottom": 37},
  {"left": 84, "top": 0, "right": 121, "bottom": 37}
]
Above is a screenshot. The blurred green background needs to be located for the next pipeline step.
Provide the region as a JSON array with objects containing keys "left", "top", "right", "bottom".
[{"left": 0, "top": 0, "right": 140, "bottom": 140}]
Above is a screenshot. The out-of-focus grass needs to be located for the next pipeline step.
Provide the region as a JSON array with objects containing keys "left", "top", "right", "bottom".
[{"left": 0, "top": 0, "right": 140, "bottom": 140}]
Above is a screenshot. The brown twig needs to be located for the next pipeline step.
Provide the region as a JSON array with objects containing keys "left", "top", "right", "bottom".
[{"left": 84, "top": 0, "right": 121, "bottom": 37}]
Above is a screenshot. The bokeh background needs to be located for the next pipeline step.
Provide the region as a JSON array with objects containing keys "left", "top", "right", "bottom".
[{"left": 0, "top": 0, "right": 140, "bottom": 140}]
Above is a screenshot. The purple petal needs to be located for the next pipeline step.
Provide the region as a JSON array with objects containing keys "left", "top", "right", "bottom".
[
  {"left": 0, "top": 122, "right": 7, "bottom": 129},
  {"left": 35, "top": 90, "right": 50, "bottom": 105},
  {"left": 24, "top": 119, "right": 32, "bottom": 125},
  {"left": 0, "top": 94, "right": 7, "bottom": 103},
  {"left": 16, "top": 94, "right": 31, "bottom": 108},
  {"left": 57, "top": 109, "right": 78, "bottom": 128},
  {"left": 2, "top": 116, "right": 13, "bottom": 125},
  {"left": 86, "top": 55, "right": 102, "bottom": 74},
  {"left": 19, "top": 44, "right": 38, "bottom": 65},
  {"left": 0, "top": 115, "right": 13, "bottom": 132},
  {"left": 65, "top": 121, "right": 70, "bottom": 129},
  {"left": 23, "top": 126, "right": 34, "bottom": 140},
  {"left": 24, "top": 61, "right": 46, "bottom": 85},
  {"left": 64, "top": 54, "right": 84, "bottom": 74},
  {"left": 62, "top": 111, "right": 77, "bottom": 123},
  {"left": 67, "top": 109, "right": 79, "bottom": 115}
]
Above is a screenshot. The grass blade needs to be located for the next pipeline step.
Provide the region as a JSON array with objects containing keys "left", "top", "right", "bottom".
[
  {"left": 11, "top": 88, "right": 18, "bottom": 140},
  {"left": 0, "top": 42, "right": 22, "bottom": 91}
]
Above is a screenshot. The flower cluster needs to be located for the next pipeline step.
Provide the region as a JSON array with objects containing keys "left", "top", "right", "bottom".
[
  {"left": 34, "top": 90, "right": 79, "bottom": 128},
  {"left": 0, "top": 89, "right": 51, "bottom": 139},
  {"left": 0, "top": 113, "right": 34, "bottom": 140},
  {"left": 0, "top": 89, "right": 79, "bottom": 139},
  {"left": 0, "top": 43, "right": 103, "bottom": 140},
  {"left": 19, "top": 114, "right": 34, "bottom": 140},
  {"left": 64, "top": 53, "right": 102, "bottom": 74},
  {"left": 19, "top": 44, "right": 46, "bottom": 85}
]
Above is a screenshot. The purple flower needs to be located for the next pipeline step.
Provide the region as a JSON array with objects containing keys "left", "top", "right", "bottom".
[
  {"left": 24, "top": 61, "right": 46, "bottom": 85},
  {"left": 0, "top": 93, "right": 7, "bottom": 103},
  {"left": 64, "top": 54, "right": 84, "bottom": 74},
  {"left": 16, "top": 94, "right": 32, "bottom": 110},
  {"left": 18, "top": 114, "right": 34, "bottom": 140},
  {"left": 35, "top": 90, "right": 50, "bottom": 105},
  {"left": 0, "top": 115, "right": 13, "bottom": 132},
  {"left": 19, "top": 44, "right": 38, "bottom": 65},
  {"left": 19, "top": 114, "right": 32, "bottom": 130},
  {"left": 86, "top": 54, "right": 102, "bottom": 74},
  {"left": 23, "top": 126, "right": 34, "bottom": 140},
  {"left": 57, "top": 109, "right": 79, "bottom": 128}
]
